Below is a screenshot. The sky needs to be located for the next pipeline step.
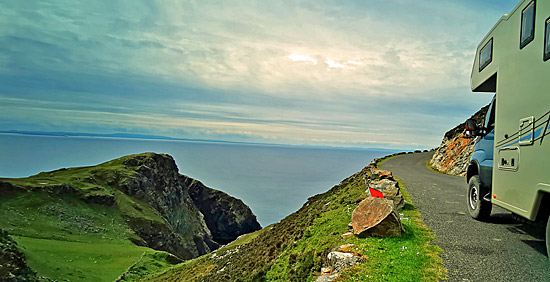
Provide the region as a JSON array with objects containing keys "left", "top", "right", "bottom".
[{"left": 0, "top": 0, "right": 520, "bottom": 150}]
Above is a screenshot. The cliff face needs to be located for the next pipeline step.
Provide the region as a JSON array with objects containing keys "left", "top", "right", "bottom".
[
  {"left": 429, "top": 104, "right": 489, "bottom": 176},
  {"left": 119, "top": 153, "right": 261, "bottom": 254},
  {"left": 120, "top": 154, "right": 219, "bottom": 258},
  {"left": 186, "top": 177, "right": 262, "bottom": 245}
]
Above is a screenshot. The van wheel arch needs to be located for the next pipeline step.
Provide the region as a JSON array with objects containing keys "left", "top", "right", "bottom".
[{"left": 467, "top": 161, "right": 480, "bottom": 183}]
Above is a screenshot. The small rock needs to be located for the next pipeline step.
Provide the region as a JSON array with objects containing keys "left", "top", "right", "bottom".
[
  {"left": 341, "top": 232, "right": 353, "bottom": 238},
  {"left": 327, "top": 251, "right": 365, "bottom": 273},
  {"left": 371, "top": 169, "right": 393, "bottom": 181}
]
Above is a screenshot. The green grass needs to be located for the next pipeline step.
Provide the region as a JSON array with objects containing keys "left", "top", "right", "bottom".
[
  {"left": 115, "top": 250, "right": 183, "bottom": 282},
  {"left": 0, "top": 192, "right": 135, "bottom": 243},
  {"left": 141, "top": 255, "right": 216, "bottom": 282},
  {"left": 13, "top": 236, "right": 146, "bottom": 282},
  {"left": 216, "top": 225, "right": 270, "bottom": 253}
]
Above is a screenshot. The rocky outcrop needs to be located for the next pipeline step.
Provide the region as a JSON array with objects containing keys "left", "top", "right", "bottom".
[
  {"left": 119, "top": 153, "right": 261, "bottom": 258},
  {"left": 120, "top": 154, "right": 218, "bottom": 259},
  {"left": 186, "top": 178, "right": 261, "bottom": 245},
  {"left": 429, "top": 133, "right": 474, "bottom": 176},
  {"left": 430, "top": 104, "right": 490, "bottom": 176}
]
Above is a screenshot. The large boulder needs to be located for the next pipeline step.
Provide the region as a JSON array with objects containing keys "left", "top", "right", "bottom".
[{"left": 351, "top": 197, "right": 403, "bottom": 238}]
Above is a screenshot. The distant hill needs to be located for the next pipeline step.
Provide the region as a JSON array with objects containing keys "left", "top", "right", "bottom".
[{"left": 0, "top": 153, "right": 260, "bottom": 281}]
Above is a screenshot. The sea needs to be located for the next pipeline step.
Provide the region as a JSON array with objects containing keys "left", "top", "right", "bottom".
[{"left": 0, "top": 134, "right": 398, "bottom": 227}]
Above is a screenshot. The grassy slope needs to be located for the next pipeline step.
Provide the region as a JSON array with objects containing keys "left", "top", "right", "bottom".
[
  {"left": 0, "top": 153, "right": 176, "bottom": 281},
  {"left": 142, "top": 155, "right": 445, "bottom": 281}
]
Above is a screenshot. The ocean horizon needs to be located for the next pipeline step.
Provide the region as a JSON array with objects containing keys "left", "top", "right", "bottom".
[{"left": 0, "top": 133, "right": 399, "bottom": 226}]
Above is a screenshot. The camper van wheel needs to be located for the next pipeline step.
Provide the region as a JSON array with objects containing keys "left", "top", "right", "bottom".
[{"left": 467, "top": 175, "right": 491, "bottom": 220}]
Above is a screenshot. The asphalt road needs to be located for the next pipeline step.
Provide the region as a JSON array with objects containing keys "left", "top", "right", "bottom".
[{"left": 380, "top": 152, "right": 550, "bottom": 282}]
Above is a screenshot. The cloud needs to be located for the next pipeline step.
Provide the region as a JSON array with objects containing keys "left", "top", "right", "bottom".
[
  {"left": 288, "top": 53, "right": 318, "bottom": 65},
  {"left": 0, "top": 0, "right": 511, "bottom": 148}
]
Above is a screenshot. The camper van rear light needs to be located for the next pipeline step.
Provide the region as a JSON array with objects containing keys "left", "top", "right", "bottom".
[
  {"left": 479, "top": 38, "right": 493, "bottom": 72},
  {"left": 544, "top": 17, "right": 550, "bottom": 61}
]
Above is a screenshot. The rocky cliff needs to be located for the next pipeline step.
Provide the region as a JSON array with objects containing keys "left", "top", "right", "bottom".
[
  {"left": 120, "top": 153, "right": 261, "bottom": 249},
  {"left": 0, "top": 152, "right": 261, "bottom": 278},
  {"left": 429, "top": 104, "right": 489, "bottom": 176},
  {"left": 186, "top": 178, "right": 261, "bottom": 245}
]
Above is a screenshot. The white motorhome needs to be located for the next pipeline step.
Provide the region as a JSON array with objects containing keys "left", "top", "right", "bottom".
[{"left": 466, "top": 0, "right": 550, "bottom": 255}]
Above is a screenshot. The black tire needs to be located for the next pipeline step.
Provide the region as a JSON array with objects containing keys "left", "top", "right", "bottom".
[{"left": 467, "top": 175, "right": 492, "bottom": 220}]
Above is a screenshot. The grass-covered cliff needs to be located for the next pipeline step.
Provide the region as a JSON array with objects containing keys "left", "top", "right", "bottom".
[
  {"left": 141, "top": 156, "right": 444, "bottom": 281},
  {"left": 0, "top": 153, "right": 260, "bottom": 281}
]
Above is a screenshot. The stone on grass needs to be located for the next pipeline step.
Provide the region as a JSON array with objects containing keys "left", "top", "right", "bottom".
[
  {"left": 351, "top": 197, "right": 403, "bottom": 238},
  {"left": 341, "top": 232, "right": 353, "bottom": 238},
  {"left": 327, "top": 251, "right": 365, "bottom": 273}
]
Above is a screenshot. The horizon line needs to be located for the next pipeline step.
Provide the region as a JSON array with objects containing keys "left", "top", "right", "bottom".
[{"left": 0, "top": 130, "right": 416, "bottom": 152}]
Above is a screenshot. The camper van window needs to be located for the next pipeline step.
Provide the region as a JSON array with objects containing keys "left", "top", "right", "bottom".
[
  {"left": 544, "top": 17, "right": 550, "bottom": 61},
  {"left": 520, "top": 1, "right": 536, "bottom": 49},
  {"left": 479, "top": 38, "right": 493, "bottom": 71}
]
